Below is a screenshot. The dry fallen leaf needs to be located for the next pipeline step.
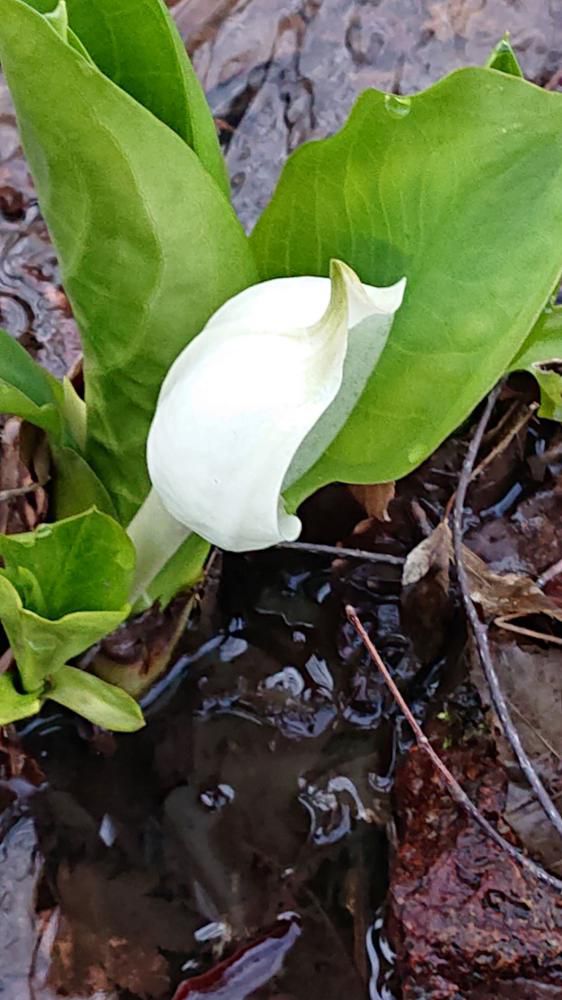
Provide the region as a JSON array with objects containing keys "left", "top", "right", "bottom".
[
  {"left": 403, "top": 522, "right": 562, "bottom": 644},
  {"left": 401, "top": 521, "right": 453, "bottom": 662},
  {"left": 463, "top": 545, "right": 562, "bottom": 641},
  {"left": 472, "top": 640, "right": 562, "bottom": 874},
  {"left": 402, "top": 520, "right": 451, "bottom": 591},
  {"left": 349, "top": 482, "right": 395, "bottom": 522}
]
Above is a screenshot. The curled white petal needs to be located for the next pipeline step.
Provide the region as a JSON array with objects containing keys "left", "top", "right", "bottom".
[{"left": 147, "top": 260, "right": 405, "bottom": 552}]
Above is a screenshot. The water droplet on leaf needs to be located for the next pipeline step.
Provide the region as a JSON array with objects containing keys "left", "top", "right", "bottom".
[
  {"left": 384, "top": 94, "right": 411, "bottom": 119},
  {"left": 407, "top": 443, "right": 426, "bottom": 465}
]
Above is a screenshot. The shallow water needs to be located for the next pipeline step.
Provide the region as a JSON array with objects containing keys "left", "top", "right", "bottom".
[
  {"left": 3, "top": 542, "right": 411, "bottom": 999},
  {"left": 1, "top": 2, "right": 562, "bottom": 998}
]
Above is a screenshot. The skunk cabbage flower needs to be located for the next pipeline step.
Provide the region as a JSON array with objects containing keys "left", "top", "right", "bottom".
[{"left": 146, "top": 260, "right": 405, "bottom": 552}]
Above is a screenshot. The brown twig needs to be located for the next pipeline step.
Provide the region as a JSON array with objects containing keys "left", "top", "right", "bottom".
[
  {"left": 471, "top": 402, "right": 537, "bottom": 482},
  {"left": 0, "top": 482, "right": 40, "bottom": 503},
  {"left": 495, "top": 620, "right": 562, "bottom": 648},
  {"left": 276, "top": 541, "right": 404, "bottom": 566},
  {"left": 345, "top": 604, "right": 562, "bottom": 892},
  {"left": 482, "top": 399, "right": 520, "bottom": 445},
  {"left": 443, "top": 401, "right": 536, "bottom": 520},
  {"left": 453, "top": 384, "right": 562, "bottom": 846}
]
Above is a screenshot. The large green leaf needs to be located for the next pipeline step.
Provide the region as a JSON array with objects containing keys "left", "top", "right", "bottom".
[
  {"left": 0, "top": 673, "right": 42, "bottom": 724},
  {"left": 0, "top": 510, "right": 134, "bottom": 617},
  {"left": 52, "top": 0, "right": 229, "bottom": 197},
  {"left": 0, "top": 576, "right": 129, "bottom": 691},
  {"left": 0, "top": 0, "right": 257, "bottom": 523},
  {"left": 49, "top": 664, "right": 144, "bottom": 731},
  {"left": 51, "top": 445, "right": 117, "bottom": 519},
  {"left": 251, "top": 69, "right": 562, "bottom": 508},
  {"left": 0, "top": 326, "right": 62, "bottom": 436},
  {"left": 510, "top": 306, "right": 562, "bottom": 421},
  {"left": 0, "top": 509, "right": 134, "bottom": 689}
]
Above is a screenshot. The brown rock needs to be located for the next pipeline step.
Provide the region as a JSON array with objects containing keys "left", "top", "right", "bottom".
[{"left": 387, "top": 741, "right": 562, "bottom": 998}]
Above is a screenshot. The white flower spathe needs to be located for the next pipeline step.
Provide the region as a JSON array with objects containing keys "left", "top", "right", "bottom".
[{"left": 146, "top": 260, "right": 406, "bottom": 552}]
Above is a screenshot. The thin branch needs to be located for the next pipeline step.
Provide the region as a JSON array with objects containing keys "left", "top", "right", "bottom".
[
  {"left": 453, "top": 384, "right": 562, "bottom": 846},
  {"left": 0, "top": 482, "right": 40, "bottom": 503},
  {"left": 471, "top": 402, "right": 537, "bottom": 482},
  {"left": 444, "top": 400, "right": 536, "bottom": 520},
  {"left": 495, "top": 620, "right": 562, "bottom": 648},
  {"left": 346, "top": 604, "right": 562, "bottom": 893},
  {"left": 533, "top": 440, "right": 562, "bottom": 468},
  {"left": 276, "top": 541, "right": 404, "bottom": 566},
  {"left": 482, "top": 399, "right": 520, "bottom": 445}
]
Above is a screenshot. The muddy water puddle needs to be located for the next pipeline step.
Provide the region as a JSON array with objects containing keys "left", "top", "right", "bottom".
[
  {"left": 2, "top": 544, "right": 409, "bottom": 999},
  {"left": 1, "top": 1, "right": 562, "bottom": 998}
]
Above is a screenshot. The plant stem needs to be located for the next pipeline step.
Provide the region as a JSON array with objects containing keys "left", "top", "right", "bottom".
[{"left": 127, "top": 489, "right": 190, "bottom": 606}]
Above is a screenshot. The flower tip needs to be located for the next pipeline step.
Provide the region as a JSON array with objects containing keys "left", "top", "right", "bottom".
[{"left": 328, "top": 259, "right": 407, "bottom": 324}]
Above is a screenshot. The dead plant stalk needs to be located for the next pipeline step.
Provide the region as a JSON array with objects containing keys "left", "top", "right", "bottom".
[{"left": 453, "top": 384, "right": 562, "bottom": 846}]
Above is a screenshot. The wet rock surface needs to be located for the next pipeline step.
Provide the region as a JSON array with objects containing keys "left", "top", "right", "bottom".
[
  {"left": 178, "top": 0, "right": 562, "bottom": 230},
  {"left": 0, "top": 86, "right": 80, "bottom": 377},
  {"left": 388, "top": 737, "right": 562, "bottom": 999}
]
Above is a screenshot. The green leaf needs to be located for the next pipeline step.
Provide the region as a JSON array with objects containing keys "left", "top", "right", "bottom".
[
  {"left": 510, "top": 307, "right": 562, "bottom": 421},
  {"left": 0, "top": 574, "right": 128, "bottom": 690},
  {"left": 63, "top": 0, "right": 230, "bottom": 197},
  {"left": 51, "top": 445, "right": 117, "bottom": 518},
  {"left": 146, "top": 532, "right": 210, "bottom": 609},
  {"left": 0, "top": 510, "right": 134, "bottom": 618},
  {"left": 48, "top": 664, "right": 145, "bottom": 731},
  {"left": 23, "top": 0, "right": 229, "bottom": 195},
  {"left": 0, "top": 326, "right": 62, "bottom": 436},
  {"left": 0, "top": 673, "right": 42, "bottom": 724},
  {"left": 0, "top": 509, "right": 134, "bottom": 688},
  {"left": 251, "top": 69, "right": 562, "bottom": 507},
  {"left": 486, "top": 34, "right": 523, "bottom": 78},
  {"left": 0, "top": 0, "right": 257, "bottom": 523}
]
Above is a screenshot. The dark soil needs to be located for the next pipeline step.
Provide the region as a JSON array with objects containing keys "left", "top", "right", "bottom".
[{"left": 1, "top": 2, "right": 562, "bottom": 999}]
